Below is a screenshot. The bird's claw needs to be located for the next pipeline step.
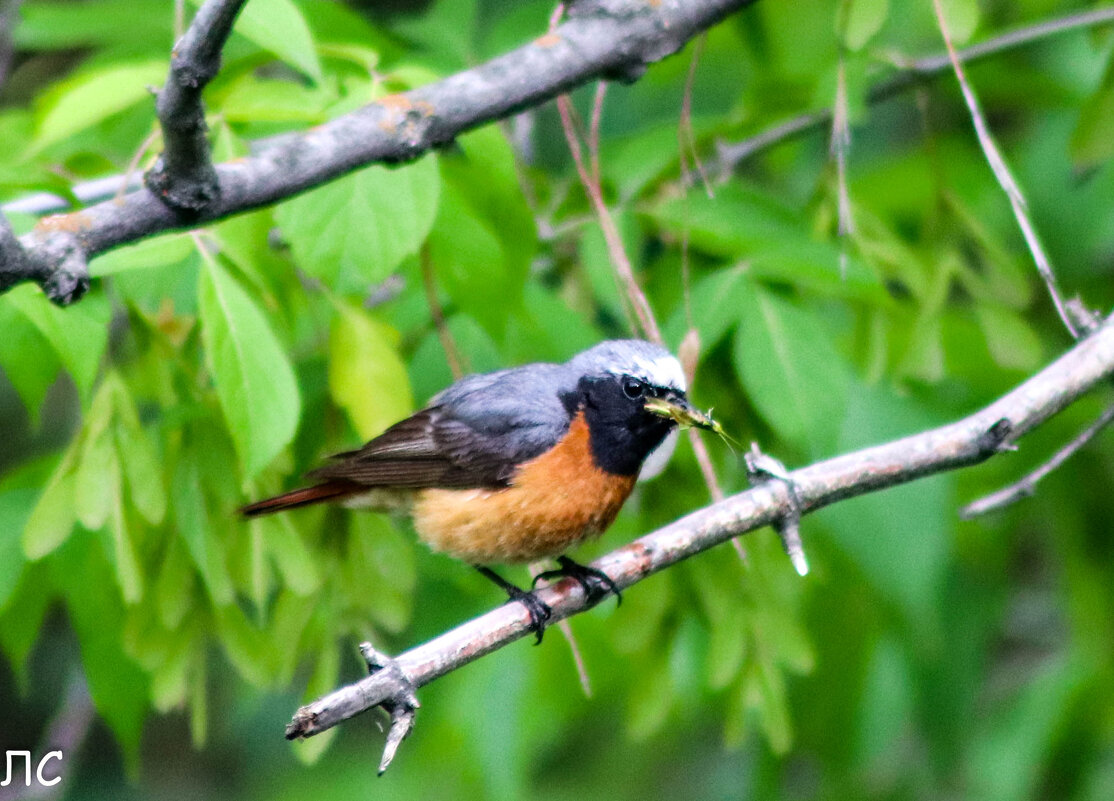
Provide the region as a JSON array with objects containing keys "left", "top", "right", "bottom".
[{"left": 533, "top": 555, "right": 622, "bottom": 607}]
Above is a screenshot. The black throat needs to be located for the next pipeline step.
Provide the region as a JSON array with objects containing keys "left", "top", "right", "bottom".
[{"left": 560, "top": 376, "right": 676, "bottom": 476}]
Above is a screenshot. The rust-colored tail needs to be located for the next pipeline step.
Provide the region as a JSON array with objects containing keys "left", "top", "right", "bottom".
[{"left": 240, "top": 481, "right": 356, "bottom": 517}]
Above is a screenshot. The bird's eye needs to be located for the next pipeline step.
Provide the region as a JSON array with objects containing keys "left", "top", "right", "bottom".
[{"left": 622, "top": 378, "right": 645, "bottom": 400}]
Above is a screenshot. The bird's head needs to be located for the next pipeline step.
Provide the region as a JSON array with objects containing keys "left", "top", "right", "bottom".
[{"left": 562, "top": 340, "right": 711, "bottom": 476}]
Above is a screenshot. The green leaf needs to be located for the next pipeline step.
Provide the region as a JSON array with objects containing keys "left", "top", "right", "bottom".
[
  {"left": 0, "top": 490, "right": 33, "bottom": 613},
  {"left": 109, "top": 493, "right": 144, "bottom": 604},
  {"left": 651, "top": 186, "right": 886, "bottom": 303},
  {"left": 275, "top": 157, "right": 440, "bottom": 292},
  {"left": 217, "top": 74, "right": 330, "bottom": 124},
  {"left": 328, "top": 304, "right": 412, "bottom": 440},
  {"left": 214, "top": 605, "right": 275, "bottom": 687},
  {"left": 0, "top": 563, "right": 52, "bottom": 687},
  {"left": 224, "top": 0, "right": 323, "bottom": 82},
  {"left": 745, "top": 656, "right": 793, "bottom": 754},
  {"left": 343, "top": 515, "right": 415, "bottom": 634},
  {"left": 173, "top": 451, "right": 234, "bottom": 606},
  {"left": 818, "top": 384, "right": 951, "bottom": 622},
  {"left": 154, "top": 541, "right": 195, "bottom": 631},
  {"left": 3, "top": 284, "right": 110, "bottom": 402},
  {"left": 198, "top": 256, "right": 301, "bottom": 478},
  {"left": 90, "top": 234, "right": 195, "bottom": 277},
  {"left": 254, "top": 514, "right": 320, "bottom": 595},
  {"left": 1071, "top": 83, "right": 1114, "bottom": 169},
  {"left": 15, "top": 0, "right": 172, "bottom": 49},
  {"left": 23, "top": 448, "right": 79, "bottom": 559},
  {"left": 150, "top": 633, "right": 192, "bottom": 713},
  {"left": 116, "top": 420, "right": 167, "bottom": 527},
  {"left": 436, "top": 126, "right": 534, "bottom": 306},
  {"left": 937, "top": 0, "right": 979, "bottom": 45},
  {"left": 663, "top": 264, "right": 750, "bottom": 353},
  {"left": 840, "top": 0, "right": 889, "bottom": 50},
  {"left": 732, "top": 289, "right": 850, "bottom": 448},
  {"left": 32, "top": 60, "right": 167, "bottom": 152},
  {"left": 54, "top": 534, "right": 148, "bottom": 767},
  {"left": 188, "top": 649, "right": 208, "bottom": 747},
  {"left": 74, "top": 381, "right": 119, "bottom": 531},
  {"left": 112, "top": 376, "right": 167, "bottom": 526},
  {"left": 975, "top": 306, "right": 1043, "bottom": 372},
  {"left": 427, "top": 181, "right": 518, "bottom": 336},
  {"left": 0, "top": 301, "right": 60, "bottom": 425}
]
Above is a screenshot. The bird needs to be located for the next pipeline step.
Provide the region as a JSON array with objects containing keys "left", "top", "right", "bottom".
[{"left": 242, "top": 339, "right": 711, "bottom": 642}]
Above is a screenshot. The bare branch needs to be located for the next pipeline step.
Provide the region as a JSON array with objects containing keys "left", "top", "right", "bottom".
[
  {"left": 420, "top": 245, "right": 464, "bottom": 380},
  {"left": 0, "top": 0, "right": 756, "bottom": 304},
  {"left": 931, "top": 0, "right": 1079, "bottom": 339},
  {"left": 715, "top": 6, "right": 1114, "bottom": 175},
  {"left": 960, "top": 402, "right": 1114, "bottom": 519},
  {"left": 287, "top": 313, "right": 1114, "bottom": 753},
  {"left": 144, "top": 0, "right": 248, "bottom": 214}
]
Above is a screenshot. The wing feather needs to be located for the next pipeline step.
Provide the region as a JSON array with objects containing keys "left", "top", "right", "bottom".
[{"left": 307, "top": 404, "right": 567, "bottom": 490}]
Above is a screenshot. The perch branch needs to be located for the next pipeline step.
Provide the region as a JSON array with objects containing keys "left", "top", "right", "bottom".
[
  {"left": 0, "top": 0, "right": 758, "bottom": 305},
  {"left": 286, "top": 313, "right": 1114, "bottom": 769},
  {"left": 145, "top": 0, "right": 247, "bottom": 214},
  {"left": 714, "top": 6, "right": 1114, "bottom": 174}
]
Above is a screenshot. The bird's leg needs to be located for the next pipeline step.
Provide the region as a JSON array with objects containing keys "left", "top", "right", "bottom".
[
  {"left": 474, "top": 565, "right": 552, "bottom": 645},
  {"left": 533, "top": 555, "right": 621, "bottom": 607}
]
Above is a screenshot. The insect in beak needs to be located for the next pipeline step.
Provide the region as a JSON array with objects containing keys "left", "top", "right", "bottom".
[{"left": 644, "top": 393, "right": 728, "bottom": 439}]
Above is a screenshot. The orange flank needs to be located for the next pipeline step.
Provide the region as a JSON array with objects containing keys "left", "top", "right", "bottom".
[{"left": 412, "top": 413, "right": 636, "bottom": 564}]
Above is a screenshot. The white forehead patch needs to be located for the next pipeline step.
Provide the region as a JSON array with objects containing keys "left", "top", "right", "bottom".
[{"left": 609, "top": 353, "right": 686, "bottom": 393}]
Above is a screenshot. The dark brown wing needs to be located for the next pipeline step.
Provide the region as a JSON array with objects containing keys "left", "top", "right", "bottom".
[{"left": 306, "top": 406, "right": 536, "bottom": 490}]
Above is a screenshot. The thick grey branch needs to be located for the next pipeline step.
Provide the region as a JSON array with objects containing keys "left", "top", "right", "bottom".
[
  {"left": 0, "top": 213, "right": 88, "bottom": 304},
  {"left": 144, "top": 0, "right": 248, "bottom": 214},
  {"left": 0, "top": 0, "right": 755, "bottom": 304},
  {"left": 287, "top": 312, "right": 1114, "bottom": 748},
  {"left": 715, "top": 6, "right": 1114, "bottom": 174}
]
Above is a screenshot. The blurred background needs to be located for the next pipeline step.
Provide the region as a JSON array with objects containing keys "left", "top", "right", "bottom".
[{"left": 2, "top": 0, "right": 1114, "bottom": 798}]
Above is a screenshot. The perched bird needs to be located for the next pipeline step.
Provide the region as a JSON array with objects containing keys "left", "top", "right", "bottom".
[{"left": 242, "top": 339, "right": 709, "bottom": 641}]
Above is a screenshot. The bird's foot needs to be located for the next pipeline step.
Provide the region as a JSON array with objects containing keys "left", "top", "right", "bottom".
[
  {"left": 474, "top": 566, "right": 552, "bottom": 645},
  {"left": 533, "top": 555, "right": 622, "bottom": 607}
]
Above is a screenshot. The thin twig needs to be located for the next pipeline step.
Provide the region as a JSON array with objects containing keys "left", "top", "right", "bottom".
[
  {"left": 118, "top": 129, "right": 162, "bottom": 203},
  {"left": 145, "top": 0, "right": 248, "bottom": 214},
  {"left": 830, "top": 54, "right": 854, "bottom": 279},
  {"left": 0, "top": 0, "right": 758, "bottom": 304},
  {"left": 678, "top": 34, "right": 713, "bottom": 197},
  {"left": 420, "top": 245, "right": 464, "bottom": 380},
  {"left": 557, "top": 92, "right": 659, "bottom": 340},
  {"left": 715, "top": 6, "right": 1114, "bottom": 175},
  {"left": 931, "top": 0, "right": 1079, "bottom": 339},
  {"left": 960, "top": 402, "right": 1114, "bottom": 518},
  {"left": 589, "top": 83, "right": 606, "bottom": 189},
  {"left": 287, "top": 312, "right": 1114, "bottom": 753}
]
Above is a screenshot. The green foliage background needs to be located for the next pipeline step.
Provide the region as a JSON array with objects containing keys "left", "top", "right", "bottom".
[{"left": 2, "top": 0, "right": 1114, "bottom": 798}]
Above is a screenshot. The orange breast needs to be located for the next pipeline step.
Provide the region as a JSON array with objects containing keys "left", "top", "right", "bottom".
[{"left": 411, "top": 413, "right": 636, "bottom": 564}]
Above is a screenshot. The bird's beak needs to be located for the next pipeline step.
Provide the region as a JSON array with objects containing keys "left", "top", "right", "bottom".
[{"left": 644, "top": 391, "right": 720, "bottom": 433}]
